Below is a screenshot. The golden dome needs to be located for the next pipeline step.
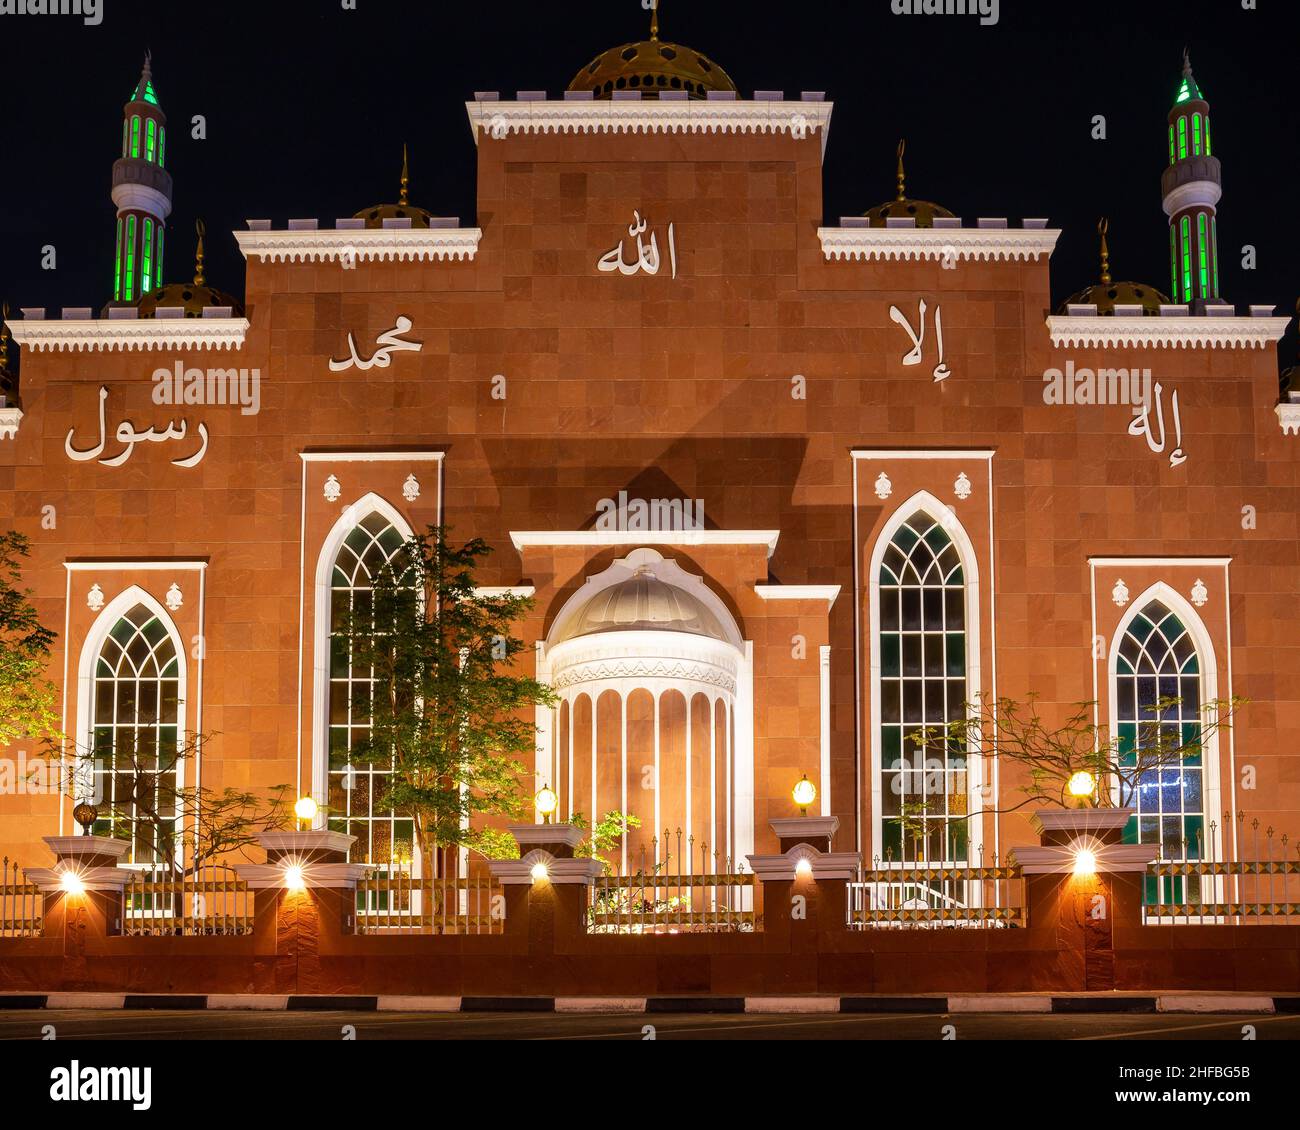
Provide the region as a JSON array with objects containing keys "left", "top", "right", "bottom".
[
  {"left": 136, "top": 221, "right": 244, "bottom": 318},
  {"left": 568, "top": 7, "right": 736, "bottom": 100},
  {"left": 354, "top": 144, "right": 435, "bottom": 228},
  {"left": 864, "top": 141, "right": 954, "bottom": 228},
  {"left": 0, "top": 304, "right": 16, "bottom": 403},
  {"left": 1058, "top": 219, "right": 1169, "bottom": 316},
  {"left": 556, "top": 566, "right": 728, "bottom": 643}
]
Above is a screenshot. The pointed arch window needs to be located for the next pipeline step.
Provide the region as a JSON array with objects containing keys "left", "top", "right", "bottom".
[
  {"left": 878, "top": 511, "right": 969, "bottom": 865},
  {"left": 326, "top": 511, "right": 412, "bottom": 867},
  {"left": 90, "top": 604, "right": 181, "bottom": 864},
  {"left": 1115, "top": 600, "right": 1206, "bottom": 887}
]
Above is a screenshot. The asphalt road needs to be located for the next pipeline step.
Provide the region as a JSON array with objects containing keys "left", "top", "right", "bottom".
[{"left": 2, "top": 1009, "right": 1298, "bottom": 1040}]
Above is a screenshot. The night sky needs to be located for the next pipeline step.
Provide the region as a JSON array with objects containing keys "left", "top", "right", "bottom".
[{"left": 2, "top": 0, "right": 1298, "bottom": 373}]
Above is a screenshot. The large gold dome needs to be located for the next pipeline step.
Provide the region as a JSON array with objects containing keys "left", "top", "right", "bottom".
[{"left": 568, "top": 9, "right": 735, "bottom": 100}]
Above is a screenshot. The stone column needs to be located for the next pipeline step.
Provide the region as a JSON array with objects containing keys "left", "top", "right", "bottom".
[
  {"left": 488, "top": 824, "right": 605, "bottom": 952},
  {"left": 1009, "top": 808, "right": 1157, "bottom": 992},
  {"left": 26, "top": 836, "right": 134, "bottom": 944}
]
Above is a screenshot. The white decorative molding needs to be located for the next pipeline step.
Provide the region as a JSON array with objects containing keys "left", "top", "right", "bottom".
[
  {"left": 475, "top": 586, "right": 537, "bottom": 599},
  {"left": 165, "top": 583, "right": 184, "bottom": 612},
  {"left": 299, "top": 451, "right": 445, "bottom": 463},
  {"left": 547, "top": 631, "right": 741, "bottom": 697},
  {"left": 465, "top": 98, "right": 836, "bottom": 157},
  {"left": 873, "top": 471, "right": 892, "bottom": 500},
  {"left": 818, "top": 226, "right": 1060, "bottom": 263},
  {"left": 510, "top": 529, "right": 781, "bottom": 558},
  {"left": 234, "top": 227, "right": 481, "bottom": 264},
  {"left": 852, "top": 449, "right": 995, "bottom": 461},
  {"left": 551, "top": 655, "right": 737, "bottom": 694},
  {"left": 64, "top": 560, "right": 209, "bottom": 572},
  {"left": 323, "top": 474, "right": 341, "bottom": 502},
  {"left": 954, "top": 472, "right": 973, "bottom": 501},
  {"left": 6, "top": 318, "right": 249, "bottom": 353},
  {"left": 0, "top": 407, "right": 21, "bottom": 440},
  {"left": 86, "top": 583, "right": 105, "bottom": 612},
  {"left": 1089, "top": 557, "right": 1232, "bottom": 567},
  {"left": 753, "top": 585, "right": 841, "bottom": 610},
  {"left": 1111, "top": 579, "right": 1130, "bottom": 608},
  {"left": 402, "top": 474, "right": 421, "bottom": 501},
  {"left": 1046, "top": 315, "right": 1290, "bottom": 350},
  {"left": 1277, "top": 400, "right": 1300, "bottom": 436},
  {"left": 1191, "top": 578, "right": 1209, "bottom": 608}
]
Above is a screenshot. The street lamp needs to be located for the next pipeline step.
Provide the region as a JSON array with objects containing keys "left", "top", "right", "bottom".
[
  {"left": 283, "top": 864, "right": 306, "bottom": 893},
  {"left": 535, "top": 784, "right": 558, "bottom": 825},
  {"left": 293, "top": 795, "right": 318, "bottom": 830},
  {"left": 1067, "top": 771, "right": 1096, "bottom": 808},
  {"left": 792, "top": 774, "right": 817, "bottom": 816}
]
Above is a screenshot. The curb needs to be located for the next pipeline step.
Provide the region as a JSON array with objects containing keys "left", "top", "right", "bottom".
[{"left": 0, "top": 992, "right": 1292, "bottom": 1014}]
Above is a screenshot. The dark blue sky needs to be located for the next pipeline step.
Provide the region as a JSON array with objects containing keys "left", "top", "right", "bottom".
[{"left": 2, "top": 0, "right": 1297, "bottom": 372}]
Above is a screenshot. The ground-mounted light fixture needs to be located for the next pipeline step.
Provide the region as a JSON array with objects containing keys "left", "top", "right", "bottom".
[
  {"left": 535, "top": 784, "right": 558, "bottom": 825},
  {"left": 792, "top": 774, "right": 816, "bottom": 816}
]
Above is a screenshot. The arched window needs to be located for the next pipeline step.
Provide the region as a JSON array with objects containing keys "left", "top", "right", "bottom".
[
  {"left": 1192, "top": 112, "right": 1202, "bottom": 155},
  {"left": 145, "top": 117, "right": 157, "bottom": 163},
  {"left": 1177, "top": 115, "right": 1187, "bottom": 160},
  {"left": 326, "top": 511, "right": 412, "bottom": 867},
  {"left": 124, "top": 215, "right": 137, "bottom": 302},
  {"left": 90, "top": 604, "right": 181, "bottom": 864},
  {"left": 1115, "top": 599, "right": 1205, "bottom": 868},
  {"left": 130, "top": 115, "right": 141, "bottom": 158},
  {"left": 142, "top": 218, "right": 154, "bottom": 295},
  {"left": 877, "top": 511, "right": 970, "bottom": 865}
]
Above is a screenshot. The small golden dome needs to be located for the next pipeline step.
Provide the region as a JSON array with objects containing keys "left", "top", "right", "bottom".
[
  {"left": 1057, "top": 218, "right": 1169, "bottom": 316},
  {"left": 568, "top": 6, "right": 735, "bottom": 100},
  {"left": 354, "top": 144, "right": 434, "bottom": 228},
  {"left": 136, "top": 220, "right": 244, "bottom": 318},
  {"left": 0, "top": 304, "right": 16, "bottom": 402},
  {"left": 864, "top": 141, "right": 954, "bottom": 228}
]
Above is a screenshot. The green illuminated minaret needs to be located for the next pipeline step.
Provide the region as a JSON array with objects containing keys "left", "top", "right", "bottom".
[
  {"left": 110, "top": 54, "right": 172, "bottom": 306},
  {"left": 1162, "top": 50, "right": 1222, "bottom": 309}
]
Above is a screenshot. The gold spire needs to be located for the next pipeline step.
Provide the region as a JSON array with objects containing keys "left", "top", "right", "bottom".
[
  {"left": 194, "top": 219, "right": 206, "bottom": 287},
  {"left": 1098, "top": 217, "right": 1112, "bottom": 286},
  {"left": 399, "top": 144, "right": 410, "bottom": 207},
  {"left": 650, "top": 0, "right": 659, "bottom": 41},
  {"left": 895, "top": 139, "right": 907, "bottom": 202},
  {"left": 0, "top": 302, "right": 10, "bottom": 373}
]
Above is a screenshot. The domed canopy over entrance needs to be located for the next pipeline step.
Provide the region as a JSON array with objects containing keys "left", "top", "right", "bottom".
[{"left": 543, "top": 549, "right": 746, "bottom": 874}]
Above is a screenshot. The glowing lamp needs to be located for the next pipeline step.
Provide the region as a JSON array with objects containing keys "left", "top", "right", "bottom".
[
  {"left": 530, "top": 862, "right": 549, "bottom": 882},
  {"left": 1067, "top": 771, "right": 1096, "bottom": 803},
  {"left": 792, "top": 774, "right": 817, "bottom": 816},
  {"left": 1073, "top": 848, "right": 1097, "bottom": 877},
  {"left": 293, "top": 795, "right": 318, "bottom": 828},
  {"left": 283, "top": 864, "right": 306, "bottom": 892},
  {"left": 60, "top": 870, "right": 85, "bottom": 897},
  {"left": 535, "top": 784, "right": 558, "bottom": 825},
  {"left": 795, "top": 858, "right": 813, "bottom": 876}
]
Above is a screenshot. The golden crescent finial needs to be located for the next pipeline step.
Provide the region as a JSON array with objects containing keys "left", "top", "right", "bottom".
[
  {"left": 399, "top": 143, "right": 410, "bottom": 207},
  {"left": 194, "top": 219, "right": 206, "bottom": 287},
  {"left": 0, "top": 302, "right": 9, "bottom": 372},
  {"left": 1098, "top": 217, "right": 1111, "bottom": 286},
  {"left": 896, "top": 139, "right": 907, "bottom": 202},
  {"left": 650, "top": 0, "right": 659, "bottom": 41}
]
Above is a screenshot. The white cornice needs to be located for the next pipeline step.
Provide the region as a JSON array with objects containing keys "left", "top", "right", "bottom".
[
  {"left": 64, "top": 560, "right": 209, "bottom": 571},
  {"left": 1087, "top": 557, "right": 1231, "bottom": 567},
  {"left": 1277, "top": 401, "right": 1300, "bottom": 436},
  {"left": 754, "top": 584, "right": 841, "bottom": 610},
  {"left": 852, "top": 449, "right": 995, "bottom": 461},
  {"left": 465, "top": 99, "right": 835, "bottom": 158},
  {"left": 0, "top": 407, "right": 21, "bottom": 441},
  {"left": 818, "top": 226, "right": 1060, "bottom": 263},
  {"left": 234, "top": 227, "right": 482, "bottom": 264},
  {"left": 510, "top": 530, "right": 781, "bottom": 557},
  {"left": 1047, "top": 315, "right": 1290, "bottom": 350},
  {"left": 6, "top": 319, "right": 249, "bottom": 352},
  {"left": 298, "top": 451, "right": 445, "bottom": 463}
]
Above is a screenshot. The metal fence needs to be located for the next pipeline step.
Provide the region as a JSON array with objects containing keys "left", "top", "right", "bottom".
[
  {"left": 122, "top": 866, "right": 255, "bottom": 936},
  {"left": 1144, "top": 816, "right": 1300, "bottom": 924},
  {"left": 0, "top": 857, "right": 42, "bottom": 938},
  {"left": 847, "top": 849, "right": 1024, "bottom": 929},
  {"left": 354, "top": 869, "right": 503, "bottom": 935},
  {"left": 587, "top": 833, "right": 757, "bottom": 934}
]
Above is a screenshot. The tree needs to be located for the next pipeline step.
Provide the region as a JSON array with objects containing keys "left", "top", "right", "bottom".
[
  {"left": 339, "top": 527, "right": 557, "bottom": 864},
  {"left": 69, "top": 730, "right": 292, "bottom": 872},
  {"left": 0, "top": 531, "right": 59, "bottom": 746}
]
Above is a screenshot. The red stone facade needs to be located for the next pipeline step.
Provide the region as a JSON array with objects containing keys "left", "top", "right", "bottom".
[{"left": 1, "top": 110, "right": 1297, "bottom": 873}]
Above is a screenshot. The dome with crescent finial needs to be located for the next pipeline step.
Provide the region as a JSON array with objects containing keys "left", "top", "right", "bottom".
[
  {"left": 1058, "top": 218, "right": 1170, "bottom": 316},
  {"left": 568, "top": 4, "right": 736, "bottom": 100},
  {"left": 864, "top": 141, "right": 955, "bottom": 228},
  {"left": 354, "top": 145, "right": 436, "bottom": 228},
  {"left": 134, "top": 220, "right": 244, "bottom": 317},
  {"left": 0, "top": 305, "right": 16, "bottom": 404}
]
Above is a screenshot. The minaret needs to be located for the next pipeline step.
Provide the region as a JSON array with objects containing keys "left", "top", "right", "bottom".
[
  {"left": 110, "top": 54, "right": 173, "bottom": 306},
  {"left": 1162, "top": 50, "right": 1221, "bottom": 309}
]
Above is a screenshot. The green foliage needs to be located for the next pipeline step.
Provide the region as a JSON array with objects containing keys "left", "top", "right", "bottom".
[
  {"left": 0, "top": 531, "right": 59, "bottom": 745},
  {"left": 570, "top": 810, "right": 642, "bottom": 872},
  {"left": 465, "top": 826, "right": 520, "bottom": 862},
  {"left": 339, "top": 527, "right": 557, "bottom": 859}
]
